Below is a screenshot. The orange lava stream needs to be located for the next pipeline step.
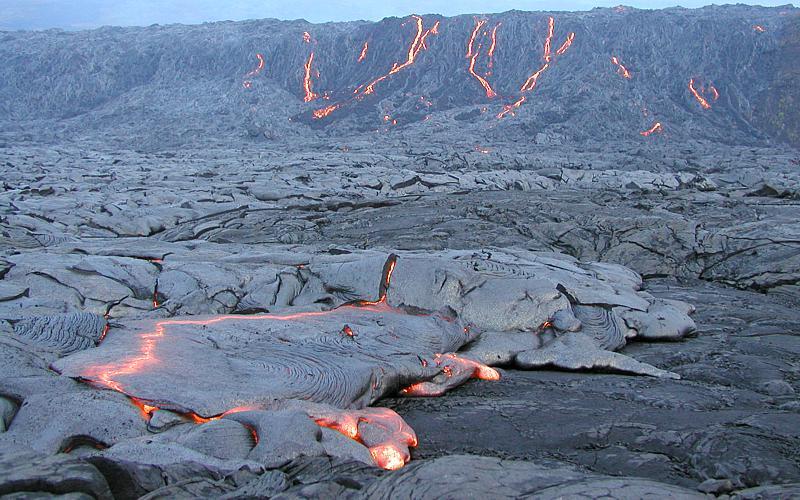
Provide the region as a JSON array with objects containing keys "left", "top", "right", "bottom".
[
  {"left": 358, "top": 41, "right": 369, "bottom": 62},
  {"left": 242, "top": 53, "right": 265, "bottom": 89},
  {"left": 466, "top": 19, "right": 498, "bottom": 98},
  {"left": 467, "top": 19, "right": 486, "bottom": 57},
  {"left": 487, "top": 22, "right": 501, "bottom": 72},
  {"left": 498, "top": 16, "right": 574, "bottom": 118},
  {"left": 640, "top": 122, "right": 663, "bottom": 137},
  {"left": 753, "top": 24, "right": 766, "bottom": 32},
  {"left": 689, "top": 78, "right": 711, "bottom": 110},
  {"left": 543, "top": 16, "right": 555, "bottom": 62},
  {"left": 303, "top": 52, "right": 319, "bottom": 102},
  {"left": 359, "top": 15, "right": 439, "bottom": 96},
  {"left": 611, "top": 56, "right": 632, "bottom": 79},
  {"left": 708, "top": 84, "right": 720, "bottom": 101},
  {"left": 555, "top": 32, "right": 575, "bottom": 56},
  {"left": 313, "top": 103, "right": 340, "bottom": 119}
]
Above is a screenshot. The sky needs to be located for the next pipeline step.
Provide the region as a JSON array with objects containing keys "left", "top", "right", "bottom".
[{"left": 0, "top": 0, "right": 794, "bottom": 30}]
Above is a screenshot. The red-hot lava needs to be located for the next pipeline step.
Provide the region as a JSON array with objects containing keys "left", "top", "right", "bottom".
[
  {"left": 688, "top": 78, "right": 712, "bottom": 110},
  {"left": 400, "top": 353, "right": 501, "bottom": 397},
  {"left": 358, "top": 41, "right": 369, "bottom": 62},
  {"left": 303, "top": 52, "right": 319, "bottom": 102},
  {"left": 466, "top": 19, "right": 498, "bottom": 98},
  {"left": 303, "top": 31, "right": 312, "bottom": 44},
  {"left": 611, "top": 56, "right": 632, "bottom": 79},
  {"left": 708, "top": 84, "right": 720, "bottom": 101},
  {"left": 313, "top": 104, "right": 340, "bottom": 119},
  {"left": 242, "top": 53, "right": 265, "bottom": 89},
  {"left": 358, "top": 15, "right": 440, "bottom": 97},
  {"left": 498, "top": 16, "right": 575, "bottom": 118},
  {"left": 753, "top": 24, "right": 766, "bottom": 32},
  {"left": 487, "top": 22, "right": 501, "bottom": 73},
  {"left": 640, "top": 122, "right": 663, "bottom": 137}
]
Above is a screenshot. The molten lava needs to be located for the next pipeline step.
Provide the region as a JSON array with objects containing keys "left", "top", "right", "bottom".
[
  {"left": 487, "top": 23, "right": 501, "bottom": 72},
  {"left": 242, "top": 53, "right": 265, "bottom": 89},
  {"left": 708, "top": 84, "right": 720, "bottom": 101},
  {"left": 303, "top": 52, "right": 319, "bottom": 102},
  {"left": 498, "top": 16, "right": 575, "bottom": 118},
  {"left": 358, "top": 15, "right": 440, "bottom": 96},
  {"left": 689, "top": 78, "right": 712, "bottom": 110},
  {"left": 312, "top": 103, "right": 340, "bottom": 119},
  {"left": 640, "top": 122, "right": 663, "bottom": 137},
  {"left": 611, "top": 56, "right": 632, "bottom": 79},
  {"left": 303, "top": 31, "right": 312, "bottom": 44},
  {"left": 358, "top": 41, "right": 369, "bottom": 62},
  {"left": 753, "top": 24, "right": 766, "bottom": 32},
  {"left": 466, "top": 18, "right": 498, "bottom": 98}
]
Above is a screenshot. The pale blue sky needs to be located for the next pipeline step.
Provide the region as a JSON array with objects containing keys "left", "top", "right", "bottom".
[{"left": 0, "top": 0, "right": 794, "bottom": 30}]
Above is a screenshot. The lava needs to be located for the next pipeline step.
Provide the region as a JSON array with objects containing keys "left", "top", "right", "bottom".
[
  {"left": 753, "top": 24, "right": 766, "bottom": 32},
  {"left": 242, "top": 53, "right": 265, "bottom": 89},
  {"left": 303, "top": 31, "right": 312, "bottom": 44},
  {"left": 708, "top": 84, "right": 720, "bottom": 101},
  {"left": 689, "top": 78, "right": 711, "bottom": 110},
  {"left": 400, "top": 353, "right": 501, "bottom": 397},
  {"left": 370, "top": 444, "right": 406, "bottom": 470},
  {"left": 611, "top": 56, "right": 632, "bottom": 79},
  {"left": 543, "top": 16, "right": 555, "bottom": 62},
  {"left": 556, "top": 32, "right": 575, "bottom": 56},
  {"left": 358, "top": 15, "right": 439, "bottom": 96},
  {"left": 640, "top": 122, "right": 663, "bottom": 137},
  {"left": 498, "top": 17, "right": 575, "bottom": 118},
  {"left": 358, "top": 41, "right": 369, "bottom": 62},
  {"left": 487, "top": 23, "right": 501, "bottom": 72},
  {"left": 465, "top": 19, "right": 499, "bottom": 98},
  {"left": 303, "top": 52, "right": 319, "bottom": 102},
  {"left": 312, "top": 103, "right": 340, "bottom": 119}
]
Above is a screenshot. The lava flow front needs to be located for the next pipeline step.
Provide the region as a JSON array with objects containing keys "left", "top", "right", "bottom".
[
  {"left": 74, "top": 254, "right": 498, "bottom": 471},
  {"left": 640, "top": 122, "right": 663, "bottom": 137}
]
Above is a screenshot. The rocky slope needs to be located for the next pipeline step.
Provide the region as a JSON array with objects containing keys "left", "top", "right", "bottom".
[{"left": 0, "top": 5, "right": 798, "bottom": 150}]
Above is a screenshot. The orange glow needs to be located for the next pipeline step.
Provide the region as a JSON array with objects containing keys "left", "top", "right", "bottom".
[
  {"left": 130, "top": 398, "right": 158, "bottom": 420},
  {"left": 689, "top": 78, "right": 711, "bottom": 110},
  {"left": 640, "top": 122, "right": 663, "bottom": 137},
  {"left": 468, "top": 49, "right": 498, "bottom": 98},
  {"left": 358, "top": 41, "right": 369, "bottom": 62},
  {"left": 467, "top": 19, "right": 486, "bottom": 58},
  {"left": 497, "top": 95, "right": 526, "bottom": 119},
  {"left": 359, "top": 15, "right": 439, "bottom": 96},
  {"left": 543, "top": 16, "right": 555, "bottom": 62},
  {"left": 312, "top": 103, "right": 340, "bottom": 119},
  {"left": 708, "top": 84, "right": 720, "bottom": 101},
  {"left": 487, "top": 23, "right": 501, "bottom": 72},
  {"left": 555, "top": 32, "right": 575, "bottom": 56},
  {"left": 435, "top": 353, "right": 501, "bottom": 381},
  {"left": 242, "top": 53, "right": 265, "bottom": 89},
  {"left": 611, "top": 56, "right": 632, "bottom": 79},
  {"left": 303, "top": 31, "right": 312, "bottom": 44},
  {"left": 540, "top": 321, "right": 554, "bottom": 329},
  {"left": 370, "top": 444, "right": 406, "bottom": 470},
  {"left": 303, "top": 52, "right": 319, "bottom": 102},
  {"left": 753, "top": 24, "right": 766, "bottom": 32},
  {"left": 520, "top": 62, "right": 549, "bottom": 92},
  {"left": 499, "top": 17, "right": 574, "bottom": 118}
]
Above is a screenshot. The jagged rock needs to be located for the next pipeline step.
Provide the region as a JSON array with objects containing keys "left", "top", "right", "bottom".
[{"left": 0, "top": 449, "right": 112, "bottom": 499}]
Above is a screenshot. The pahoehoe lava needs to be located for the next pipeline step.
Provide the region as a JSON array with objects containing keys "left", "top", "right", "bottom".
[{"left": 1, "top": 3, "right": 799, "bottom": 499}]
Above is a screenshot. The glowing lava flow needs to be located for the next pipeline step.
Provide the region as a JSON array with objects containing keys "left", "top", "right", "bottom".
[
  {"left": 498, "top": 16, "right": 575, "bottom": 118},
  {"left": 688, "top": 78, "right": 711, "bottom": 110},
  {"left": 466, "top": 19, "right": 498, "bottom": 98},
  {"left": 303, "top": 52, "right": 319, "bottom": 102},
  {"left": 611, "top": 56, "right": 632, "bottom": 79},
  {"left": 313, "top": 103, "right": 340, "bottom": 119},
  {"left": 753, "top": 24, "right": 766, "bottom": 32},
  {"left": 242, "top": 53, "right": 265, "bottom": 89},
  {"left": 487, "top": 22, "right": 501, "bottom": 73},
  {"left": 640, "top": 122, "right": 663, "bottom": 137},
  {"left": 708, "top": 84, "right": 720, "bottom": 101},
  {"left": 303, "top": 31, "right": 312, "bottom": 44},
  {"left": 358, "top": 41, "right": 369, "bottom": 62},
  {"left": 358, "top": 15, "right": 440, "bottom": 96}
]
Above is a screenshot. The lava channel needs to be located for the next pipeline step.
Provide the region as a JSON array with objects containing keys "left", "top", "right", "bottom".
[
  {"left": 611, "top": 56, "right": 632, "bottom": 79},
  {"left": 640, "top": 122, "right": 663, "bottom": 137},
  {"left": 358, "top": 41, "right": 369, "bottom": 62},
  {"left": 688, "top": 78, "right": 712, "bottom": 110},
  {"left": 466, "top": 18, "right": 498, "bottom": 98}
]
